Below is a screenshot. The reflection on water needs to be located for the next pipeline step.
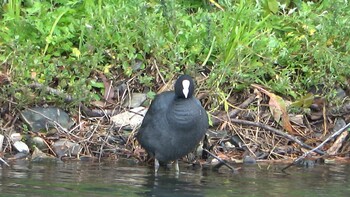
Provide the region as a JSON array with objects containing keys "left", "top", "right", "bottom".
[{"left": 1, "top": 160, "right": 350, "bottom": 196}]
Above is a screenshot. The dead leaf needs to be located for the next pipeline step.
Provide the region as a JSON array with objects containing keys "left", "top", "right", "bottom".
[
  {"left": 251, "top": 84, "right": 297, "bottom": 135},
  {"left": 98, "top": 72, "right": 114, "bottom": 102},
  {"left": 0, "top": 72, "right": 10, "bottom": 85}
]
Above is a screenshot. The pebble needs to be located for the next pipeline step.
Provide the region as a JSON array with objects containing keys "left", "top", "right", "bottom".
[
  {"left": 122, "top": 93, "right": 147, "bottom": 108},
  {"left": 110, "top": 107, "right": 147, "bottom": 130},
  {"left": 333, "top": 118, "right": 346, "bottom": 133}
]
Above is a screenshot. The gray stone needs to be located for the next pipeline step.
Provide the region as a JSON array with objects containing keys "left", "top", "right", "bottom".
[
  {"left": 10, "top": 133, "right": 22, "bottom": 141},
  {"left": 243, "top": 155, "right": 257, "bottom": 164},
  {"left": 336, "top": 88, "right": 347, "bottom": 100},
  {"left": 131, "top": 60, "right": 143, "bottom": 71},
  {"left": 333, "top": 118, "right": 346, "bottom": 133},
  {"left": 13, "top": 141, "right": 30, "bottom": 154},
  {"left": 13, "top": 152, "right": 29, "bottom": 160},
  {"left": 31, "top": 147, "right": 57, "bottom": 162},
  {"left": 289, "top": 114, "right": 304, "bottom": 125},
  {"left": 28, "top": 136, "right": 47, "bottom": 150},
  {"left": 123, "top": 93, "right": 147, "bottom": 108},
  {"left": 52, "top": 139, "right": 81, "bottom": 158},
  {"left": 224, "top": 141, "right": 235, "bottom": 149},
  {"left": 111, "top": 107, "right": 147, "bottom": 130},
  {"left": 21, "top": 107, "right": 74, "bottom": 132},
  {"left": 11, "top": 133, "right": 30, "bottom": 154}
]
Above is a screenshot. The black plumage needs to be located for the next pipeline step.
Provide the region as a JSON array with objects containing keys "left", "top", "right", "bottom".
[{"left": 136, "top": 75, "right": 208, "bottom": 172}]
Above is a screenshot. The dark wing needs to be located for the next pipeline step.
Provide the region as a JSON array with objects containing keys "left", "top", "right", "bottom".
[
  {"left": 136, "top": 91, "right": 175, "bottom": 154},
  {"left": 138, "top": 91, "right": 174, "bottom": 130}
]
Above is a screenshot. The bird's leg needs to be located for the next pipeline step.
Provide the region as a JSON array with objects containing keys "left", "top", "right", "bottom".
[
  {"left": 155, "top": 158, "right": 160, "bottom": 173},
  {"left": 175, "top": 160, "right": 179, "bottom": 173}
]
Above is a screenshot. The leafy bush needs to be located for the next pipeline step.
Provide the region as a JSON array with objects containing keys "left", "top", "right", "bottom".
[{"left": 0, "top": 0, "right": 349, "bottom": 108}]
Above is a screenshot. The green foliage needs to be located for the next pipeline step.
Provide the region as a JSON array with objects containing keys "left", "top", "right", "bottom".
[
  {"left": 0, "top": 0, "right": 349, "bottom": 108},
  {"left": 208, "top": 0, "right": 350, "bottom": 101}
]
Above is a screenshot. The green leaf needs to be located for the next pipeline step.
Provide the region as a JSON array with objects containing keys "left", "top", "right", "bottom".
[
  {"left": 90, "top": 80, "right": 104, "bottom": 88},
  {"left": 291, "top": 93, "right": 314, "bottom": 108},
  {"left": 71, "top": 47, "right": 81, "bottom": 58},
  {"left": 267, "top": 0, "right": 279, "bottom": 14},
  {"left": 146, "top": 91, "right": 157, "bottom": 100}
]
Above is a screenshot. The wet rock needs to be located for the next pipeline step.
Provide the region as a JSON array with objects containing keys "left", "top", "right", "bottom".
[
  {"left": 333, "top": 118, "right": 346, "bottom": 133},
  {"left": 122, "top": 93, "right": 147, "bottom": 108},
  {"left": 114, "top": 82, "right": 127, "bottom": 99},
  {"left": 298, "top": 159, "right": 316, "bottom": 167},
  {"left": 111, "top": 107, "right": 147, "bottom": 130},
  {"left": 243, "top": 156, "right": 257, "bottom": 164},
  {"left": 12, "top": 152, "right": 29, "bottom": 160},
  {"left": 289, "top": 114, "right": 304, "bottom": 125},
  {"left": 31, "top": 147, "right": 57, "bottom": 162},
  {"left": 229, "top": 135, "right": 245, "bottom": 149},
  {"left": 310, "top": 97, "right": 325, "bottom": 112},
  {"left": 11, "top": 133, "right": 22, "bottom": 142},
  {"left": 224, "top": 141, "right": 235, "bottom": 149},
  {"left": 210, "top": 158, "right": 220, "bottom": 166},
  {"left": 309, "top": 111, "right": 323, "bottom": 121},
  {"left": 131, "top": 60, "right": 143, "bottom": 71},
  {"left": 336, "top": 88, "right": 347, "bottom": 100},
  {"left": 52, "top": 139, "right": 81, "bottom": 158},
  {"left": 256, "top": 152, "right": 269, "bottom": 159},
  {"left": 274, "top": 146, "right": 295, "bottom": 155},
  {"left": 79, "top": 155, "right": 95, "bottom": 161},
  {"left": 28, "top": 136, "right": 47, "bottom": 150},
  {"left": 11, "top": 133, "right": 30, "bottom": 154},
  {"left": 13, "top": 141, "right": 30, "bottom": 154},
  {"left": 21, "top": 107, "right": 74, "bottom": 132}
]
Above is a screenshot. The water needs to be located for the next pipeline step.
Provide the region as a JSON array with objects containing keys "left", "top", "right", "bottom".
[{"left": 1, "top": 160, "right": 350, "bottom": 197}]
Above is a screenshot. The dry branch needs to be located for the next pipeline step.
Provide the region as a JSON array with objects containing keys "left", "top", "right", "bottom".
[
  {"left": 229, "top": 119, "right": 325, "bottom": 155},
  {"left": 211, "top": 94, "right": 257, "bottom": 126},
  {"left": 282, "top": 122, "right": 350, "bottom": 172}
]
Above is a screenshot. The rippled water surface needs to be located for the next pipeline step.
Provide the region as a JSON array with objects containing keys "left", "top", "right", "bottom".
[{"left": 1, "top": 160, "right": 350, "bottom": 196}]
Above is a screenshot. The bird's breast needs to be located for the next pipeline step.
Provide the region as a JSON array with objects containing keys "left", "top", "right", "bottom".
[{"left": 166, "top": 100, "right": 203, "bottom": 128}]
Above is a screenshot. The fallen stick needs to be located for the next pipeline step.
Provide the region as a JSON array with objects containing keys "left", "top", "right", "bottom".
[
  {"left": 0, "top": 157, "right": 9, "bottom": 166},
  {"left": 229, "top": 119, "right": 325, "bottom": 155},
  {"left": 28, "top": 82, "right": 73, "bottom": 102},
  {"left": 282, "top": 122, "right": 350, "bottom": 172},
  {"left": 212, "top": 94, "right": 257, "bottom": 126},
  {"left": 203, "top": 149, "right": 238, "bottom": 173}
]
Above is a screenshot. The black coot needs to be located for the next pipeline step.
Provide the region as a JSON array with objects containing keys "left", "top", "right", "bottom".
[{"left": 136, "top": 75, "right": 208, "bottom": 172}]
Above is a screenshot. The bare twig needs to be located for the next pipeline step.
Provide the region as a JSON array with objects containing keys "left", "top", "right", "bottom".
[
  {"left": 229, "top": 119, "right": 325, "bottom": 155},
  {"left": 0, "top": 157, "right": 9, "bottom": 166},
  {"left": 282, "top": 122, "right": 350, "bottom": 173},
  {"left": 28, "top": 82, "right": 73, "bottom": 102},
  {"left": 230, "top": 94, "right": 257, "bottom": 118},
  {"left": 212, "top": 94, "right": 257, "bottom": 126},
  {"left": 203, "top": 149, "right": 238, "bottom": 173},
  {"left": 98, "top": 122, "right": 115, "bottom": 162},
  {"left": 153, "top": 59, "right": 166, "bottom": 85}
]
